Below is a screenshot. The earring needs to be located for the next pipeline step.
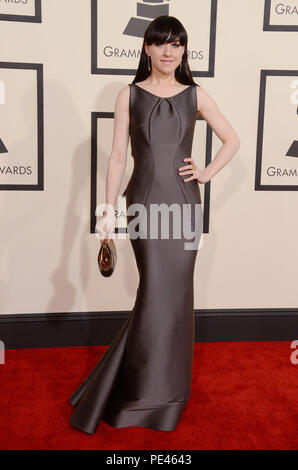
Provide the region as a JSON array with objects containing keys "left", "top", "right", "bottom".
[{"left": 147, "top": 55, "right": 151, "bottom": 71}]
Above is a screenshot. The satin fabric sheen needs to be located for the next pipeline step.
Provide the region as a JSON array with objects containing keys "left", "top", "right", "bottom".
[{"left": 69, "top": 82, "right": 203, "bottom": 433}]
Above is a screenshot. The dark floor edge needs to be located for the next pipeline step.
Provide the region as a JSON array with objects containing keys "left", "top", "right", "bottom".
[{"left": 0, "top": 309, "right": 298, "bottom": 348}]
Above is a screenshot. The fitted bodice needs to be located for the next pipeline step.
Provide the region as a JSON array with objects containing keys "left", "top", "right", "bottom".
[
  {"left": 129, "top": 83, "right": 198, "bottom": 148},
  {"left": 125, "top": 82, "right": 201, "bottom": 228}
]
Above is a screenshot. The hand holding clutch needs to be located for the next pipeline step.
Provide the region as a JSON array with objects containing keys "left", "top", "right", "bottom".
[{"left": 98, "top": 237, "right": 117, "bottom": 277}]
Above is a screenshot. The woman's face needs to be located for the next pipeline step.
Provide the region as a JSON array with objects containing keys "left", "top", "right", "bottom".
[{"left": 145, "top": 38, "right": 185, "bottom": 74}]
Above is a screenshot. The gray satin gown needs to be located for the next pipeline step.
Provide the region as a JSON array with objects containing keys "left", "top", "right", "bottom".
[{"left": 69, "top": 82, "right": 203, "bottom": 433}]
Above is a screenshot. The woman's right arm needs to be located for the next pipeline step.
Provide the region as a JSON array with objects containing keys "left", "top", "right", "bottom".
[{"left": 96, "top": 85, "right": 130, "bottom": 238}]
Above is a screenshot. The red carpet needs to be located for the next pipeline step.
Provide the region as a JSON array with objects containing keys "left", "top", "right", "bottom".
[{"left": 0, "top": 340, "right": 297, "bottom": 450}]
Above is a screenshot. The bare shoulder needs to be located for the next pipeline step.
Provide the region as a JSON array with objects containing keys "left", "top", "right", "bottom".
[
  {"left": 194, "top": 84, "right": 240, "bottom": 145},
  {"left": 195, "top": 84, "right": 219, "bottom": 117},
  {"left": 113, "top": 84, "right": 130, "bottom": 116},
  {"left": 116, "top": 84, "right": 130, "bottom": 105}
]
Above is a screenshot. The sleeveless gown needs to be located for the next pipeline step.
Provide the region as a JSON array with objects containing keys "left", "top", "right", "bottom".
[{"left": 69, "top": 82, "right": 203, "bottom": 433}]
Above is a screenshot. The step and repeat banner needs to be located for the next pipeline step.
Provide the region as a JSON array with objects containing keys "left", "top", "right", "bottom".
[{"left": 0, "top": 0, "right": 297, "bottom": 314}]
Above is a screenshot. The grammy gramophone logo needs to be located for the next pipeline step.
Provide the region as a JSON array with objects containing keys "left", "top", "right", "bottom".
[
  {"left": 0, "top": 0, "right": 41, "bottom": 23},
  {"left": 255, "top": 71, "right": 298, "bottom": 190},
  {"left": 0, "top": 63, "right": 43, "bottom": 190},
  {"left": 0, "top": 81, "right": 8, "bottom": 159},
  {"left": 93, "top": 0, "right": 212, "bottom": 74},
  {"left": 286, "top": 104, "right": 298, "bottom": 160},
  {"left": 264, "top": 0, "right": 298, "bottom": 32},
  {"left": 123, "top": 0, "right": 171, "bottom": 38},
  {"left": 0, "top": 79, "right": 32, "bottom": 179}
]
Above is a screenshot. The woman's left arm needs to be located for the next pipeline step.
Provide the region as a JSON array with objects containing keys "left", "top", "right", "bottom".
[{"left": 194, "top": 85, "right": 240, "bottom": 183}]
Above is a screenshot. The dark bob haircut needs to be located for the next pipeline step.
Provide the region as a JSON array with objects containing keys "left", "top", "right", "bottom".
[{"left": 131, "top": 15, "right": 198, "bottom": 87}]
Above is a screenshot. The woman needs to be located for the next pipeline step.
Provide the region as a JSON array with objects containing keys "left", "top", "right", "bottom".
[{"left": 69, "top": 15, "right": 240, "bottom": 434}]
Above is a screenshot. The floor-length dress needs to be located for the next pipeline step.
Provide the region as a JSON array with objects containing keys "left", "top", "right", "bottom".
[{"left": 69, "top": 82, "right": 203, "bottom": 434}]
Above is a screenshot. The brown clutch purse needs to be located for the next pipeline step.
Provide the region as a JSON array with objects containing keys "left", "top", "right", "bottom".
[{"left": 97, "top": 237, "right": 117, "bottom": 277}]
